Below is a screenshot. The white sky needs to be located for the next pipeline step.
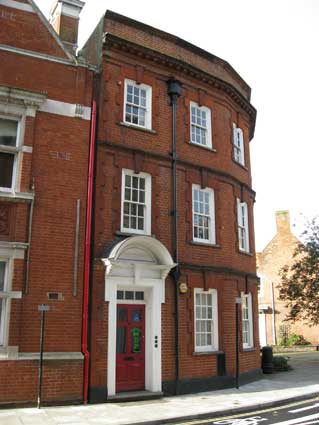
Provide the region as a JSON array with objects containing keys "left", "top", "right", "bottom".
[{"left": 36, "top": 0, "right": 319, "bottom": 251}]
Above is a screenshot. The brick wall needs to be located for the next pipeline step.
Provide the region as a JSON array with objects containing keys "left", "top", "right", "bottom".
[
  {"left": 0, "top": 1, "right": 93, "bottom": 404},
  {"left": 89, "top": 11, "right": 259, "bottom": 397}
]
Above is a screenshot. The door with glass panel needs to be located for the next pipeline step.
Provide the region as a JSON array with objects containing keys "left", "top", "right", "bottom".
[{"left": 116, "top": 304, "right": 145, "bottom": 392}]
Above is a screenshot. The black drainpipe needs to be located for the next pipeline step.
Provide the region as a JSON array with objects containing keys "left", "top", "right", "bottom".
[{"left": 167, "top": 78, "right": 182, "bottom": 395}]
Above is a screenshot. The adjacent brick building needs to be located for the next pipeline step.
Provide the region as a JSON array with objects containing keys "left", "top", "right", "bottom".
[
  {"left": 0, "top": 0, "right": 93, "bottom": 404},
  {"left": 257, "top": 211, "right": 319, "bottom": 346},
  {"left": 0, "top": 0, "right": 260, "bottom": 405}
]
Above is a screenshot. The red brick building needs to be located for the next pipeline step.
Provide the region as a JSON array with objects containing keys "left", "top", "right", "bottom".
[
  {"left": 257, "top": 211, "right": 319, "bottom": 346},
  {"left": 81, "top": 11, "right": 260, "bottom": 402},
  {"left": 0, "top": 0, "right": 93, "bottom": 404},
  {"left": 0, "top": 0, "right": 260, "bottom": 405}
]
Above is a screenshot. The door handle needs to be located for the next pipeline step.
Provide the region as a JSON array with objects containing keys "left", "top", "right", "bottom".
[{"left": 124, "top": 356, "right": 134, "bottom": 361}]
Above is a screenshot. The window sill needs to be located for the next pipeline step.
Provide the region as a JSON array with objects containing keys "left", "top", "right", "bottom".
[
  {"left": 189, "top": 241, "right": 221, "bottom": 248},
  {"left": 0, "top": 191, "right": 34, "bottom": 201},
  {"left": 242, "top": 347, "right": 256, "bottom": 352},
  {"left": 0, "top": 346, "right": 18, "bottom": 360},
  {"left": 118, "top": 121, "right": 156, "bottom": 134},
  {"left": 115, "top": 230, "right": 153, "bottom": 238},
  {"left": 232, "top": 158, "right": 248, "bottom": 171},
  {"left": 189, "top": 142, "right": 216, "bottom": 152},
  {"left": 238, "top": 249, "right": 253, "bottom": 257},
  {"left": 193, "top": 350, "right": 223, "bottom": 356}
]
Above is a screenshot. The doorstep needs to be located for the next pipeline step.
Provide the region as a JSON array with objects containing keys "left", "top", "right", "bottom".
[{"left": 107, "top": 390, "right": 163, "bottom": 402}]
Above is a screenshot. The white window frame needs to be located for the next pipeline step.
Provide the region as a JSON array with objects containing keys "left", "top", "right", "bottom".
[
  {"left": 121, "top": 169, "right": 152, "bottom": 235},
  {"left": 0, "top": 257, "right": 22, "bottom": 347},
  {"left": 123, "top": 79, "right": 152, "bottom": 130},
  {"left": 0, "top": 115, "right": 22, "bottom": 193},
  {"left": 241, "top": 292, "right": 254, "bottom": 349},
  {"left": 233, "top": 123, "right": 245, "bottom": 166},
  {"left": 190, "top": 102, "right": 212, "bottom": 148},
  {"left": 194, "top": 288, "right": 218, "bottom": 352},
  {"left": 192, "top": 185, "right": 215, "bottom": 244},
  {"left": 257, "top": 274, "right": 265, "bottom": 298},
  {"left": 237, "top": 199, "right": 249, "bottom": 253}
]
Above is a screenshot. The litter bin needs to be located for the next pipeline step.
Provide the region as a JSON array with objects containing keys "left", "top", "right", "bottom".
[{"left": 261, "top": 346, "right": 273, "bottom": 374}]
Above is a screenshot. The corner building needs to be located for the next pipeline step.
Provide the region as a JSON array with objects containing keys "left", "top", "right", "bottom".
[{"left": 82, "top": 11, "right": 260, "bottom": 402}]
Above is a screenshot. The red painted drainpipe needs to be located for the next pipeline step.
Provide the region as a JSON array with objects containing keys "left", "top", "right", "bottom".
[{"left": 82, "top": 99, "right": 97, "bottom": 404}]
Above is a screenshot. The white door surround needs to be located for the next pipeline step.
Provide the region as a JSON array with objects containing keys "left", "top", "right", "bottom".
[
  {"left": 102, "top": 236, "right": 175, "bottom": 396},
  {"left": 258, "top": 310, "right": 267, "bottom": 347}
]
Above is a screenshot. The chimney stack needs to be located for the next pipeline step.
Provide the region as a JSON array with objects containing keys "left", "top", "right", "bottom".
[
  {"left": 275, "top": 210, "right": 291, "bottom": 235},
  {"left": 49, "top": 0, "right": 84, "bottom": 54}
]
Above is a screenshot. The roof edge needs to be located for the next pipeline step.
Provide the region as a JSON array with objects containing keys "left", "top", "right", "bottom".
[
  {"left": 104, "top": 10, "right": 251, "bottom": 100},
  {"left": 28, "top": 0, "right": 76, "bottom": 63}
]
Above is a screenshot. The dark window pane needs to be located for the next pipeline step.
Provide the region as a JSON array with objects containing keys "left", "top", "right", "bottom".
[
  {"left": 125, "top": 291, "right": 134, "bottom": 300},
  {"left": 131, "top": 216, "right": 136, "bottom": 228},
  {"left": 123, "top": 215, "right": 129, "bottom": 228},
  {"left": 116, "top": 327, "right": 127, "bottom": 354},
  {"left": 0, "top": 118, "right": 17, "bottom": 147},
  {"left": 117, "top": 290, "right": 124, "bottom": 300},
  {"left": 0, "top": 262, "right": 5, "bottom": 291},
  {"left": 0, "top": 152, "right": 14, "bottom": 189},
  {"left": 117, "top": 307, "right": 127, "bottom": 322},
  {"left": 135, "top": 291, "right": 144, "bottom": 300}
]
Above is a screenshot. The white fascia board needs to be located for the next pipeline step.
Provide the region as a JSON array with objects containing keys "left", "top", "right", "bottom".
[
  {"left": 18, "top": 351, "right": 84, "bottom": 360},
  {"left": 0, "top": 44, "right": 98, "bottom": 71},
  {"left": 61, "top": 1, "right": 83, "bottom": 18},
  {"left": 39, "top": 99, "right": 91, "bottom": 120}
]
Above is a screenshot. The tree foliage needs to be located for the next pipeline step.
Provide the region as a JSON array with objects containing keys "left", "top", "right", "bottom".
[{"left": 279, "top": 216, "right": 319, "bottom": 326}]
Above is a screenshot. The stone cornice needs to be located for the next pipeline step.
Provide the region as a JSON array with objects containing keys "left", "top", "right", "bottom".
[
  {"left": 0, "top": 85, "right": 47, "bottom": 109},
  {"left": 103, "top": 34, "right": 257, "bottom": 139},
  {"left": 105, "top": 10, "right": 251, "bottom": 99}
]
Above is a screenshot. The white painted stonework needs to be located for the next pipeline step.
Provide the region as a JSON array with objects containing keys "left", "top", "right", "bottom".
[{"left": 102, "top": 236, "right": 175, "bottom": 396}]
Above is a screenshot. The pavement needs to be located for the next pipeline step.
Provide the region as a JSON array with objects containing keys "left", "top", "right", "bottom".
[{"left": 1, "top": 352, "right": 319, "bottom": 425}]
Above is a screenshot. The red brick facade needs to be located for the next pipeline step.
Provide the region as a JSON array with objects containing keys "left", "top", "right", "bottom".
[
  {"left": 83, "top": 11, "right": 260, "bottom": 401},
  {"left": 0, "top": 1, "right": 260, "bottom": 405},
  {"left": 0, "top": 0, "right": 92, "bottom": 405}
]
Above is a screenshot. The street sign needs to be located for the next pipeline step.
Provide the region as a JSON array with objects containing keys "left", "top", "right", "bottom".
[{"left": 38, "top": 305, "right": 50, "bottom": 312}]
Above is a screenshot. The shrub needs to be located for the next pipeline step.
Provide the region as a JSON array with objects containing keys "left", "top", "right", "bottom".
[
  {"left": 273, "top": 355, "right": 292, "bottom": 371},
  {"left": 287, "top": 333, "right": 311, "bottom": 346}
]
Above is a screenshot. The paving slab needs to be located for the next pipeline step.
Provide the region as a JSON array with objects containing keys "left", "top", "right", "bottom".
[{"left": 0, "top": 352, "right": 318, "bottom": 425}]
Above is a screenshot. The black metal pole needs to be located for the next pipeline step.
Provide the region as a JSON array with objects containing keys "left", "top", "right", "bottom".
[
  {"left": 37, "top": 304, "right": 49, "bottom": 408},
  {"left": 167, "top": 78, "right": 182, "bottom": 395},
  {"left": 235, "top": 298, "right": 240, "bottom": 389},
  {"left": 37, "top": 310, "right": 45, "bottom": 408}
]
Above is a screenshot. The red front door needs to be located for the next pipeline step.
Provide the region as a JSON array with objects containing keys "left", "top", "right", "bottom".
[{"left": 116, "top": 304, "right": 145, "bottom": 392}]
